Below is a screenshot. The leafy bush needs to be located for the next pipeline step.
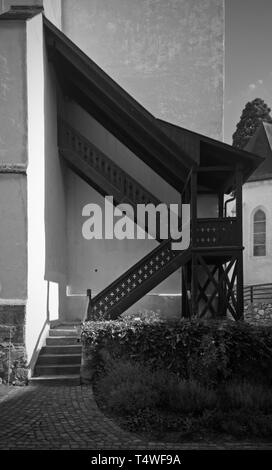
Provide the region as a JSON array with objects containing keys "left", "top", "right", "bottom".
[
  {"left": 95, "top": 360, "right": 160, "bottom": 414},
  {"left": 81, "top": 319, "right": 272, "bottom": 387},
  {"left": 121, "top": 309, "right": 163, "bottom": 323},
  {"left": 205, "top": 409, "right": 272, "bottom": 438},
  {"left": 95, "top": 359, "right": 216, "bottom": 416},
  {"left": 168, "top": 379, "right": 217, "bottom": 414},
  {"left": 220, "top": 381, "right": 272, "bottom": 413},
  {"left": 187, "top": 333, "right": 230, "bottom": 386},
  {"left": 94, "top": 358, "right": 272, "bottom": 439},
  {"left": 95, "top": 359, "right": 173, "bottom": 414}
]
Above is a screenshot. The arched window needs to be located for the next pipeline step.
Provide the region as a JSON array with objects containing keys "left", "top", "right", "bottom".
[{"left": 253, "top": 209, "right": 266, "bottom": 256}]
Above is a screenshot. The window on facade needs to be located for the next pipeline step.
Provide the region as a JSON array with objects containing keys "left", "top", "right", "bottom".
[{"left": 253, "top": 209, "right": 266, "bottom": 256}]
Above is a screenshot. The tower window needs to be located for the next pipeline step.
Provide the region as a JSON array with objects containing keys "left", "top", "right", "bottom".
[{"left": 253, "top": 209, "right": 266, "bottom": 256}]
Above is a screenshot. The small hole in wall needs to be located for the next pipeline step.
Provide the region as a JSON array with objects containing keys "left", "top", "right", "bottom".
[{"left": 94, "top": 269, "right": 98, "bottom": 273}]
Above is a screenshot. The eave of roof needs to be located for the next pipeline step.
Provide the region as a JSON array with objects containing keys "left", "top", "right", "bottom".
[
  {"left": 43, "top": 17, "right": 196, "bottom": 191},
  {"left": 157, "top": 118, "right": 264, "bottom": 186},
  {"left": 245, "top": 122, "right": 272, "bottom": 182},
  {"left": 0, "top": 5, "right": 44, "bottom": 20},
  {"left": 263, "top": 121, "right": 272, "bottom": 149},
  {"left": 1, "top": 7, "right": 263, "bottom": 192}
]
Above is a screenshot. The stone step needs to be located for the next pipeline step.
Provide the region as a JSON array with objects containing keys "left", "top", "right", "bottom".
[
  {"left": 37, "top": 354, "right": 82, "bottom": 365},
  {"left": 40, "top": 345, "right": 82, "bottom": 355},
  {"left": 50, "top": 322, "right": 81, "bottom": 330},
  {"left": 49, "top": 329, "right": 80, "bottom": 337},
  {"left": 29, "top": 375, "right": 81, "bottom": 386},
  {"left": 35, "top": 364, "right": 81, "bottom": 376},
  {"left": 46, "top": 336, "right": 80, "bottom": 346}
]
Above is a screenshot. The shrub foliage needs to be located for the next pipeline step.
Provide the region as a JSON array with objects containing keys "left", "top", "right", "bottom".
[
  {"left": 93, "top": 358, "right": 272, "bottom": 439},
  {"left": 81, "top": 319, "right": 272, "bottom": 386}
]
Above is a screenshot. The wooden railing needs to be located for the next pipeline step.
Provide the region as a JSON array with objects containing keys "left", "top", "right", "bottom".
[
  {"left": 87, "top": 216, "right": 240, "bottom": 320},
  {"left": 87, "top": 237, "right": 186, "bottom": 320},
  {"left": 58, "top": 119, "right": 161, "bottom": 208},
  {"left": 59, "top": 120, "right": 240, "bottom": 249},
  {"left": 194, "top": 217, "right": 239, "bottom": 248},
  {"left": 244, "top": 283, "right": 272, "bottom": 304}
]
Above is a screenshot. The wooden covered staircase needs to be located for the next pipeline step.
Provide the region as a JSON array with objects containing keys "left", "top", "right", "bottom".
[
  {"left": 44, "top": 16, "right": 262, "bottom": 322},
  {"left": 58, "top": 121, "right": 192, "bottom": 320},
  {"left": 58, "top": 121, "right": 243, "bottom": 321}
]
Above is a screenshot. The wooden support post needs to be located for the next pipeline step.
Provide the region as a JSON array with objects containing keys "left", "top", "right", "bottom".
[
  {"left": 190, "top": 168, "right": 197, "bottom": 247},
  {"left": 180, "top": 191, "right": 183, "bottom": 316},
  {"left": 181, "top": 268, "right": 187, "bottom": 318},
  {"left": 191, "top": 254, "right": 198, "bottom": 316},
  {"left": 218, "top": 192, "right": 224, "bottom": 218},
  {"left": 250, "top": 285, "right": 254, "bottom": 304},
  {"left": 218, "top": 264, "right": 227, "bottom": 317},
  {"left": 190, "top": 169, "right": 198, "bottom": 316},
  {"left": 235, "top": 167, "right": 244, "bottom": 319},
  {"left": 86, "top": 289, "right": 92, "bottom": 320},
  {"left": 217, "top": 191, "right": 224, "bottom": 318},
  {"left": 236, "top": 252, "right": 244, "bottom": 319}
]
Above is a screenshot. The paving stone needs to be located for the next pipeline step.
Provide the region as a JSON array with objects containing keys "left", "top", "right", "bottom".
[{"left": 0, "top": 384, "right": 272, "bottom": 450}]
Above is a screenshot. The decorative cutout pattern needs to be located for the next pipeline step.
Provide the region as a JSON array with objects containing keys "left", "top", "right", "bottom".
[
  {"left": 90, "top": 239, "right": 178, "bottom": 319},
  {"left": 195, "top": 218, "right": 238, "bottom": 247},
  {"left": 58, "top": 119, "right": 160, "bottom": 209}
]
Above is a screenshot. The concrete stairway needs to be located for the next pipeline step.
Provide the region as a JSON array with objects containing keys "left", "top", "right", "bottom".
[{"left": 30, "top": 324, "right": 82, "bottom": 385}]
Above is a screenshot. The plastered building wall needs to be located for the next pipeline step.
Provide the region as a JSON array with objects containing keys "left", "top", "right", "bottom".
[
  {"left": 0, "top": 2, "right": 225, "bottom": 328},
  {"left": 62, "top": 0, "right": 224, "bottom": 140},
  {"left": 0, "top": 10, "right": 67, "bottom": 368},
  {"left": 0, "top": 21, "right": 27, "bottom": 302},
  {"left": 243, "top": 180, "right": 272, "bottom": 286},
  {"left": 0, "top": 18, "right": 28, "bottom": 376}
]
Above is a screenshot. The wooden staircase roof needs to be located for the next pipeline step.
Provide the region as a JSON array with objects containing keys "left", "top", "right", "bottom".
[{"left": 43, "top": 17, "right": 195, "bottom": 192}]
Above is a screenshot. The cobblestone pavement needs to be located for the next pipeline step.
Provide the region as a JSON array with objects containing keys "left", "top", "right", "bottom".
[{"left": 0, "top": 385, "right": 272, "bottom": 450}]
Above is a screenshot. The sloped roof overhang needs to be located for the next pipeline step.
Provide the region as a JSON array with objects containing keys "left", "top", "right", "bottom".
[
  {"left": 245, "top": 122, "right": 272, "bottom": 182},
  {"left": 157, "top": 119, "right": 264, "bottom": 193},
  {"left": 0, "top": 7, "right": 263, "bottom": 194},
  {"left": 43, "top": 17, "right": 195, "bottom": 192}
]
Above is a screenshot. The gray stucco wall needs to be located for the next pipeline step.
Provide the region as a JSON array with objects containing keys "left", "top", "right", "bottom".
[{"left": 62, "top": 0, "right": 224, "bottom": 139}]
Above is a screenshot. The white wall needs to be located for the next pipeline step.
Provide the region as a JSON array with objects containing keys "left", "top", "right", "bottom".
[
  {"left": 26, "top": 11, "right": 69, "bottom": 357},
  {"left": 243, "top": 180, "right": 272, "bottom": 285},
  {"left": 44, "top": 44, "right": 67, "bottom": 319},
  {"left": 25, "top": 13, "right": 48, "bottom": 360}
]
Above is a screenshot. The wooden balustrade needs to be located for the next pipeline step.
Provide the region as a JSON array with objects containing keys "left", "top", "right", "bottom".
[
  {"left": 58, "top": 119, "right": 160, "bottom": 210},
  {"left": 194, "top": 218, "right": 239, "bottom": 248}
]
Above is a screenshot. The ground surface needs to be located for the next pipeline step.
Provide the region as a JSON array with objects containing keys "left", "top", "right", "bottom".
[{"left": 0, "top": 384, "right": 272, "bottom": 450}]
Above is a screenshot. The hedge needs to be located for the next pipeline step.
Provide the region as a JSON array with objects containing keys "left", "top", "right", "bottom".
[{"left": 81, "top": 318, "right": 272, "bottom": 386}]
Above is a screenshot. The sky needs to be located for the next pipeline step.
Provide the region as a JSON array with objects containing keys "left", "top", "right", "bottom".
[{"left": 225, "top": 0, "right": 272, "bottom": 144}]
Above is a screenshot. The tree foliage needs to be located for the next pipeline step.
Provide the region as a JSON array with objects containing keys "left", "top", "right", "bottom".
[{"left": 232, "top": 98, "right": 272, "bottom": 149}]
